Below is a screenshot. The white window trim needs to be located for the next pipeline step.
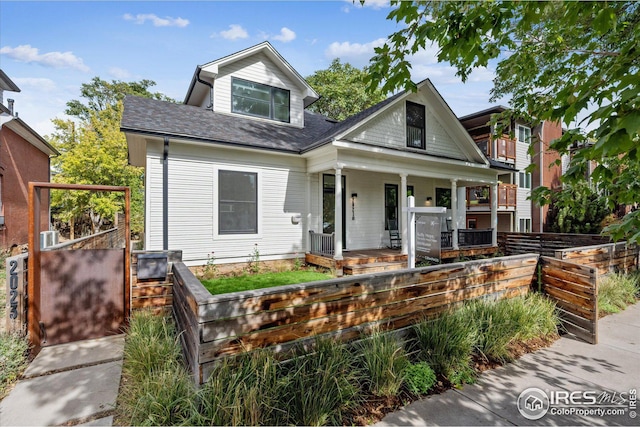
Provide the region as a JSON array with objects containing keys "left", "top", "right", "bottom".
[
  {"left": 213, "top": 165, "right": 263, "bottom": 240},
  {"left": 516, "top": 124, "right": 531, "bottom": 144}
]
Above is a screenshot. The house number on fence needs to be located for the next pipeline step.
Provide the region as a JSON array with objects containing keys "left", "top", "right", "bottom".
[{"left": 9, "top": 259, "right": 19, "bottom": 319}]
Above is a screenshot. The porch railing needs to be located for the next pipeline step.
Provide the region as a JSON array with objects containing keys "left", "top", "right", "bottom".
[
  {"left": 309, "top": 230, "right": 335, "bottom": 256},
  {"left": 459, "top": 228, "right": 493, "bottom": 247},
  {"left": 441, "top": 229, "right": 494, "bottom": 249},
  {"left": 441, "top": 231, "right": 453, "bottom": 249}
]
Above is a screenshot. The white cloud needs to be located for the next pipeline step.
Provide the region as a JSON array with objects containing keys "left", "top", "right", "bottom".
[
  {"left": 217, "top": 24, "right": 249, "bottom": 40},
  {"left": 0, "top": 45, "right": 89, "bottom": 72},
  {"left": 325, "top": 38, "right": 386, "bottom": 67},
  {"left": 13, "top": 77, "right": 57, "bottom": 92},
  {"left": 123, "top": 13, "right": 189, "bottom": 28},
  {"left": 272, "top": 27, "right": 296, "bottom": 43},
  {"left": 109, "top": 67, "right": 132, "bottom": 79}
]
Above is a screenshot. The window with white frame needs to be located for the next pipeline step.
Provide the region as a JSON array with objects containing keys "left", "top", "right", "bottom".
[
  {"left": 517, "top": 124, "right": 531, "bottom": 144},
  {"left": 518, "top": 172, "right": 532, "bottom": 189},
  {"left": 519, "top": 218, "right": 531, "bottom": 233},
  {"left": 218, "top": 170, "right": 258, "bottom": 234},
  {"left": 231, "top": 78, "right": 290, "bottom": 122}
]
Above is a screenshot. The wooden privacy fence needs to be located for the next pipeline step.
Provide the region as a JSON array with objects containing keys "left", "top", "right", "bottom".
[
  {"left": 555, "top": 242, "right": 639, "bottom": 276},
  {"left": 172, "top": 254, "right": 539, "bottom": 384},
  {"left": 539, "top": 242, "right": 638, "bottom": 344},
  {"left": 540, "top": 257, "right": 599, "bottom": 344},
  {"left": 498, "top": 232, "right": 611, "bottom": 257}
]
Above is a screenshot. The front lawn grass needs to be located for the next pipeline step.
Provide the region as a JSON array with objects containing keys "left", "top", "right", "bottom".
[{"left": 201, "top": 270, "right": 333, "bottom": 296}]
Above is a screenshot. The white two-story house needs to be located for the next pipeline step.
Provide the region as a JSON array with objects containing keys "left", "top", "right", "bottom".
[{"left": 121, "top": 42, "right": 501, "bottom": 269}]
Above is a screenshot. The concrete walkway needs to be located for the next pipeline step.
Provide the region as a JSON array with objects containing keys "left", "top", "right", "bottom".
[
  {"left": 377, "top": 303, "right": 640, "bottom": 426},
  {"left": 0, "top": 334, "right": 124, "bottom": 426}
]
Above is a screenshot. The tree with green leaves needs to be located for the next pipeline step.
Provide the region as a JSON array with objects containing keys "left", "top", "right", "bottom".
[
  {"left": 546, "top": 181, "right": 610, "bottom": 234},
  {"left": 367, "top": 1, "right": 640, "bottom": 243},
  {"left": 49, "top": 78, "right": 174, "bottom": 237},
  {"left": 306, "top": 58, "right": 386, "bottom": 121}
]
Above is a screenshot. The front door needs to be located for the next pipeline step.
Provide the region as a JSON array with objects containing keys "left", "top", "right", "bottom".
[{"left": 322, "top": 174, "right": 346, "bottom": 249}]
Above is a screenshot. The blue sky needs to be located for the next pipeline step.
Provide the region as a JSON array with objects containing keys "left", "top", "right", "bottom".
[{"left": 1, "top": 1, "right": 501, "bottom": 137}]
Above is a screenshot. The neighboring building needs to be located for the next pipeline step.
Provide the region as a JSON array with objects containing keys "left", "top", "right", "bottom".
[
  {"left": 122, "top": 42, "right": 501, "bottom": 266},
  {"left": 459, "top": 106, "right": 562, "bottom": 233},
  {"left": 0, "top": 70, "right": 59, "bottom": 250}
]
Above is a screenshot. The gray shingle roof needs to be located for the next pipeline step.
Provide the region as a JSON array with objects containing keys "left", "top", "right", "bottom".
[{"left": 121, "top": 96, "right": 339, "bottom": 153}]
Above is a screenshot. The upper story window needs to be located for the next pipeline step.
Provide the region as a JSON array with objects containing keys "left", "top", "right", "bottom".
[
  {"left": 517, "top": 124, "right": 531, "bottom": 144},
  {"left": 232, "top": 78, "right": 290, "bottom": 122},
  {"left": 406, "top": 101, "right": 425, "bottom": 149}
]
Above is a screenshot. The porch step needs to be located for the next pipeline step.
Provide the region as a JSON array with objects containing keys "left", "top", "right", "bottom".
[{"left": 343, "top": 261, "right": 407, "bottom": 275}]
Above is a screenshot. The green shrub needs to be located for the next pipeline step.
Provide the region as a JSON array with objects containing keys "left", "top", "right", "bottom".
[
  {"left": 599, "top": 272, "right": 639, "bottom": 315},
  {"left": 193, "top": 350, "right": 282, "bottom": 426},
  {"left": 412, "top": 309, "right": 477, "bottom": 386},
  {"left": 279, "top": 338, "right": 361, "bottom": 426},
  {"left": 354, "top": 329, "right": 409, "bottom": 398},
  {"left": 404, "top": 362, "right": 436, "bottom": 395},
  {"left": 0, "top": 332, "right": 30, "bottom": 399}
]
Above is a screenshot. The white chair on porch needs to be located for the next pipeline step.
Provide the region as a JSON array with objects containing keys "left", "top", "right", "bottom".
[{"left": 387, "top": 219, "right": 401, "bottom": 249}]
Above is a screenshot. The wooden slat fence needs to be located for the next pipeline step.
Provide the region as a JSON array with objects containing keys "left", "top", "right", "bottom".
[
  {"left": 172, "top": 254, "right": 539, "bottom": 384},
  {"left": 555, "top": 242, "right": 639, "bottom": 276},
  {"left": 131, "top": 250, "right": 182, "bottom": 313},
  {"left": 498, "top": 232, "right": 611, "bottom": 257},
  {"left": 540, "top": 256, "right": 598, "bottom": 344}
]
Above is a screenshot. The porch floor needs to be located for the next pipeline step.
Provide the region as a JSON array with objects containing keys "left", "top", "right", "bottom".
[{"left": 305, "top": 248, "right": 407, "bottom": 275}]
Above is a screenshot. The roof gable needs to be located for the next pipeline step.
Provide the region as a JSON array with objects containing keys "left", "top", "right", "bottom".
[
  {"left": 184, "top": 42, "right": 319, "bottom": 107},
  {"left": 314, "top": 79, "right": 488, "bottom": 164}
]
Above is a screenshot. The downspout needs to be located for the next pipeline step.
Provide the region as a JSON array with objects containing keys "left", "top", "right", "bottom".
[
  {"left": 196, "top": 68, "right": 214, "bottom": 110},
  {"left": 163, "top": 137, "right": 169, "bottom": 250},
  {"left": 539, "top": 124, "right": 544, "bottom": 232}
]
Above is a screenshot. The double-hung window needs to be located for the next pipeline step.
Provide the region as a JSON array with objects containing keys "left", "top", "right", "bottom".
[
  {"left": 517, "top": 125, "right": 531, "bottom": 144},
  {"left": 406, "top": 101, "right": 425, "bottom": 149},
  {"left": 232, "top": 78, "right": 290, "bottom": 122},
  {"left": 218, "top": 170, "right": 258, "bottom": 234}
]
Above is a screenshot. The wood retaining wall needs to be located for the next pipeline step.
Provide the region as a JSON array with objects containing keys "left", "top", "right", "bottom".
[
  {"left": 172, "top": 254, "right": 539, "bottom": 385},
  {"left": 131, "top": 250, "right": 182, "bottom": 313}
]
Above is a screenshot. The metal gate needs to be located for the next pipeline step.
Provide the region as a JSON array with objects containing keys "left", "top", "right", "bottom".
[
  {"left": 28, "top": 183, "right": 131, "bottom": 350},
  {"left": 39, "top": 249, "right": 125, "bottom": 346}
]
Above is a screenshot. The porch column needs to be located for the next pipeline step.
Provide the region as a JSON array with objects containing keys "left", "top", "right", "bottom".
[
  {"left": 400, "top": 173, "right": 408, "bottom": 255},
  {"left": 451, "top": 179, "right": 458, "bottom": 250},
  {"left": 491, "top": 182, "right": 498, "bottom": 246},
  {"left": 334, "top": 167, "right": 343, "bottom": 261},
  {"left": 305, "top": 173, "right": 311, "bottom": 252}
]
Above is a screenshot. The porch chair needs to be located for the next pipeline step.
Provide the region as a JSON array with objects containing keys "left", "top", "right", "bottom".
[{"left": 387, "top": 219, "right": 401, "bottom": 249}]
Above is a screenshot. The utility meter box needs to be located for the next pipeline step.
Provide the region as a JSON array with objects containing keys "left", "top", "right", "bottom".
[{"left": 137, "top": 253, "right": 168, "bottom": 281}]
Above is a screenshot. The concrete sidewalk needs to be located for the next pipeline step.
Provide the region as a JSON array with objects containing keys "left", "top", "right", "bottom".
[
  {"left": 377, "top": 303, "right": 640, "bottom": 426},
  {"left": 0, "top": 334, "right": 124, "bottom": 426}
]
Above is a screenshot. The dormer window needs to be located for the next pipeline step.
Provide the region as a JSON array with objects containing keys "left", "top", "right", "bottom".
[
  {"left": 406, "top": 101, "right": 425, "bottom": 149},
  {"left": 232, "top": 78, "right": 290, "bottom": 122}
]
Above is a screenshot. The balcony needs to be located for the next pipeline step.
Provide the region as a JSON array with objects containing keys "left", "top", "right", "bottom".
[
  {"left": 467, "top": 184, "right": 517, "bottom": 209},
  {"left": 473, "top": 134, "right": 516, "bottom": 161}
]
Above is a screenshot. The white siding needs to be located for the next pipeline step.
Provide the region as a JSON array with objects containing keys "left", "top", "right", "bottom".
[
  {"left": 210, "top": 52, "right": 305, "bottom": 128},
  {"left": 310, "top": 170, "right": 439, "bottom": 250},
  {"left": 515, "top": 139, "right": 532, "bottom": 222},
  {"left": 345, "top": 92, "right": 468, "bottom": 161},
  {"left": 145, "top": 141, "right": 307, "bottom": 265}
]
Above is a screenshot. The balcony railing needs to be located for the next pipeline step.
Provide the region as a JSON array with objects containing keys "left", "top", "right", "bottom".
[
  {"left": 441, "top": 229, "right": 494, "bottom": 249},
  {"left": 467, "top": 184, "right": 517, "bottom": 208},
  {"left": 309, "top": 230, "right": 335, "bottom": 256},
  {"left": 472, "top": 133, "right": 516, "bottom": 160}
]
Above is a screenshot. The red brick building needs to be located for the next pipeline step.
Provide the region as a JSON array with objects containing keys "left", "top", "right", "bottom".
[{"left": 0, "top": 70, "right": 58, "bottom": 250}]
